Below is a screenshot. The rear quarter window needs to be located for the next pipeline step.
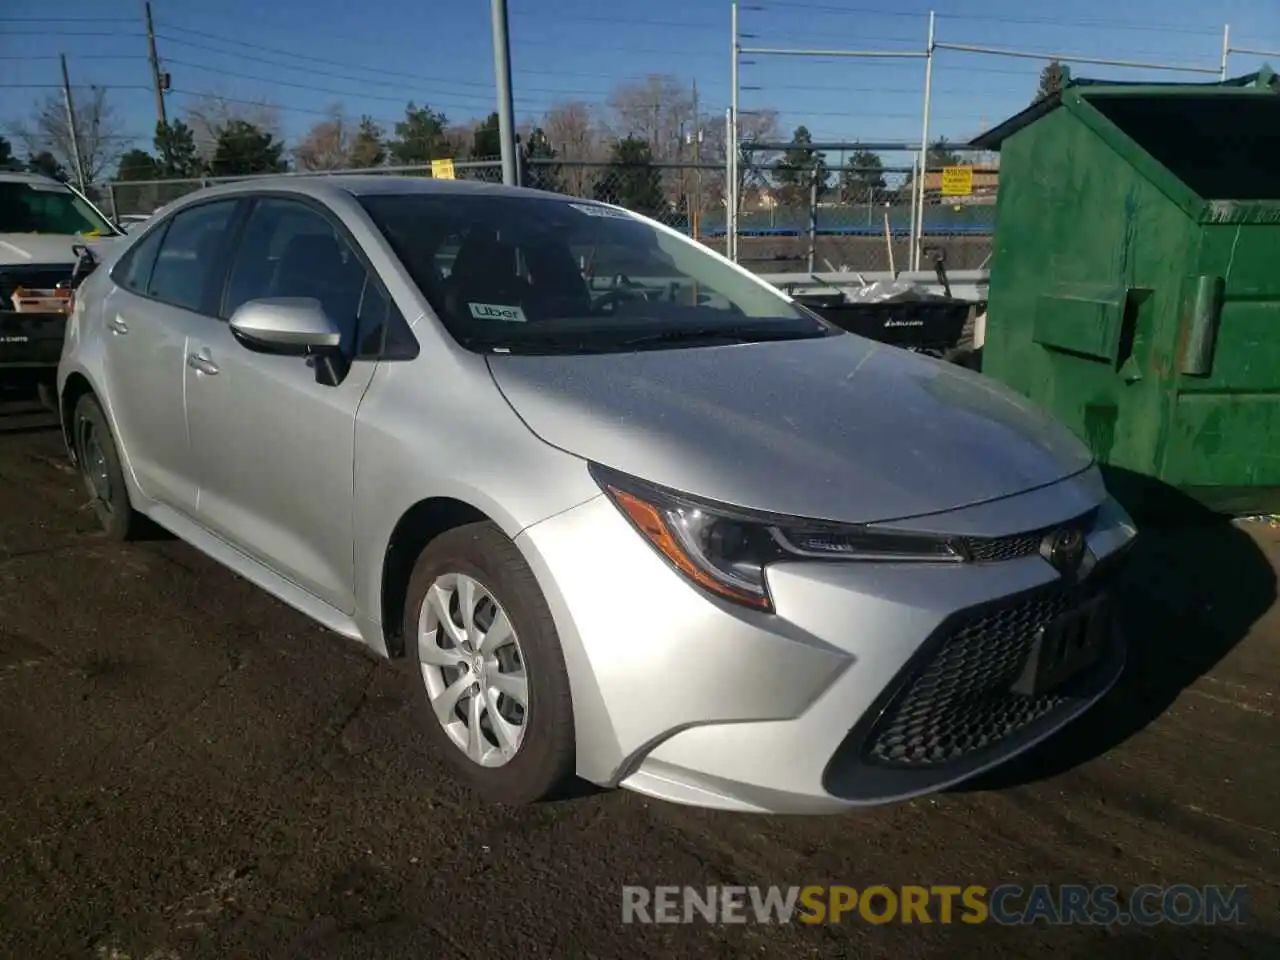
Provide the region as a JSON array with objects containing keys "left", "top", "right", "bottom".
[{"left": 111, "top": 223, "right": 169, "bottom": 294}]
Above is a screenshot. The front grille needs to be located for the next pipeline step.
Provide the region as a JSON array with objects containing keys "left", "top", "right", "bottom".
[
  {"left": 959, "top": 508, "right": 1097, "bottom": 564},
  {"left": 864, "top": 577, "right": 1112, "bottom": 768},
  {"left": 0, "top": 265, "right": 76, "bottom": 311}
]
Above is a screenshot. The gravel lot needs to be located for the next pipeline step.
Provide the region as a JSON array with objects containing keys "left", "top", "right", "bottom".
[{"left": 0, "top": 388, "right": 1276, "bottom": 959}]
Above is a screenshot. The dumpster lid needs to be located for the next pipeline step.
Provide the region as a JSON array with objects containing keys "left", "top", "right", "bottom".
[{"left": 970, "top": 67, "right": 1279, "bottom": 150}]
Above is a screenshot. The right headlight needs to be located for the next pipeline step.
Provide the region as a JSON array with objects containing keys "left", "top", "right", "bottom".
[{"left": 590, "top": 463, "right": 964, "bottom": 611}]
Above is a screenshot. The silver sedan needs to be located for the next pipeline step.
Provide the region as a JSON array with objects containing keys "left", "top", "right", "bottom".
[{"left": 56, "top": 176, "right": 1135, "bottom": 814}]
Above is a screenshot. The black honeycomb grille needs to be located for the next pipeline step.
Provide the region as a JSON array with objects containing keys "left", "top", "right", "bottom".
[
  {"left": 958, "top": 509, "right": 1097, "bottom": 564},
  {"left": 866, "top": 583, "right": 1103, "bottom": 768}
]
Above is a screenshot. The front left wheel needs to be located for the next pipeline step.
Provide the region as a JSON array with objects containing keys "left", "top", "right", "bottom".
[
  {"left": 403, "top": 521, "right": 577, "bottom": 805},
  {"left": 72, "top": 393, "right": 141, "bottom": 541}
]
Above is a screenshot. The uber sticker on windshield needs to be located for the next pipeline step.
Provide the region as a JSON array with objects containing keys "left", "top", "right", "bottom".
[
  {"left": 569, "top": 202, "right": 632, "bottom": 220},
  {"left": 469, "top": 302, "right": 528, "bottom": 323}
]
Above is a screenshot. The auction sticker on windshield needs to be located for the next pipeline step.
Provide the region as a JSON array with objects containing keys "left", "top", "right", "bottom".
[
  {"left": 569, "top": 203, "right": 633, "bottom": 220},
  {"left": 469, "top": 303, "right": 528, "bottom": 322}
]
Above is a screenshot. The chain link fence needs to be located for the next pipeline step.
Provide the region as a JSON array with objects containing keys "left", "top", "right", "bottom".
[
  {"left": 104, "top": 157, "right": 994, "bottom": 274},
  {"left": 105, "top": 160, "right": 508, "bottom": 220}
]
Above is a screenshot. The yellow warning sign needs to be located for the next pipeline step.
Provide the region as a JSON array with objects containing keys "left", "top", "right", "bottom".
[
  {"left": 940, "top": 166, "right": 973, "bottom": 197},
  {"left": 431, "top": 158, "right": 456, "bottom": 180}
]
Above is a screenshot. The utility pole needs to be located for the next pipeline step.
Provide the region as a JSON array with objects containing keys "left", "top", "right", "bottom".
[
  {"left": 59, "top": 54, "right": 87, "bottom": 192},
  {"left": 691, "top": 79, "right": 701, "bottom": 241},
  {"left": 144, "top": 2, "right": 167, "bottom": 128},
  {"left": 490, "top": 0, "right": 518, "bottom": 185},
  {"left": 728, "top": 0, "right": 740, "bottom": 261},
  {"left": 912, "top": 10, "right": 936, "bottom": 272}
]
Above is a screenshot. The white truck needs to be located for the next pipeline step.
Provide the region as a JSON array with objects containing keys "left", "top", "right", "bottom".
[{"left": 0, "top": 171, "right": 126, "bottom": 403}]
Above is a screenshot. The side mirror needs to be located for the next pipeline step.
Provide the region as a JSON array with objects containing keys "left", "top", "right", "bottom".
[{"left": 229, "top": 297, "right": 342, "bottom": 355}]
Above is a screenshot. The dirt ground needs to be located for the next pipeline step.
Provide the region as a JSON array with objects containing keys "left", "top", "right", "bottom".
[{"left": 0, "top": 389, "right": 1276, "bottom": 960}]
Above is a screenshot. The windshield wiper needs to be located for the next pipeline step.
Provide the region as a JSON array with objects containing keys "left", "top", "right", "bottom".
[{"left": 617, "top": 325, "right": 819, "bottom": 347}]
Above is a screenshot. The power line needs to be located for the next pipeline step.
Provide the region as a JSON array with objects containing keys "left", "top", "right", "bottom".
[
  {"left": 156, "top": 59, "right": 495, "bottom": 109},
  {"left": 0, "top": 29, "right": 145, "bottom": 38},
  {"left": 508, "top": 12, "right": 723, "bottom": 30},
  {"left": 746, "top": 4, "right": 926, "bottom": 20},
  {"left": 165, "top": 90, "right": 403, "bottom": 130},
  {"left": 0, "top": 54, "right": 142, "bottom": 61},
  {"left": 0, "top": 16, "right": 133, "bottom": 22},
  {"left": 933, "top": 11, "right": 1222, "bottom": 37},
  {"left": 153, "top": 25, "right": 494, "bottom": 89},
  {"left": 0, "top": 83, "right": 152, "bottom": 91},
  {"left": 749, "top": 3, "right": 1222, "bottom": 35},
  {"left": 158, "top": 58, "right": 621, "bottom": 113},
  {"left": 510, "top": 35, "right": 714, "bottom": 57},
  {"left": 154, "top": 30, "right": 719, "bottom": 89},
  {"left": 156, "top": 42, "right": 626, "bottom": 101}
]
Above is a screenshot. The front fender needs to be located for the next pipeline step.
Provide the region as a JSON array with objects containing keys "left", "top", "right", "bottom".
[{"left": 350, "top": 359, "right": 601, "bottom": 637}]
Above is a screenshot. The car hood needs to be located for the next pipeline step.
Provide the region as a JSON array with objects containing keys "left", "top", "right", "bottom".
[
  {"left": 0, "top": 232, "right": 122, "bottom": 267},
  {"left": 486, "top": 334, "right": 1095, "bottom": 525}
]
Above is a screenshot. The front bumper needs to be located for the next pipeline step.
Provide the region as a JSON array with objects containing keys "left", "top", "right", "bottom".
[{"left": 515, "top": 469, "right": 1136, "bottom": 814}]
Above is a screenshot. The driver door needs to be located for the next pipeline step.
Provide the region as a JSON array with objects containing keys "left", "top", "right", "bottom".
[{"left": 182, "top": 196, "right": 379, "bottom": 613}]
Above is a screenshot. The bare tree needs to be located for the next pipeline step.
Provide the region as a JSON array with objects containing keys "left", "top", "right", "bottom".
[
  {"left": 442, "top": 123, "right": 474, "bottom": 160},
  {"left": 10, "top": 86, "right": 125, "bottom": 184},
  {"left": 540, "top": 101, "right": 602, "bottom": 196},
  {"left": 293, "top": 104, "right": 353, "bottom": 171},
  {"left": 700, "top": 108, "right": 783, "bottom": 216},
  {"left": 183, "top": 93, "right": 282, "bottom": 161},
  {"left": 606, "top": 75, "right": 695, "bottom": 163}
]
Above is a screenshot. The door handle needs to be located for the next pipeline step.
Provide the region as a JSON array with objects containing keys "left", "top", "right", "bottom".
[
  {"left": 106, "top": 315, "right": 128, "bottom": 335},
  {"left": 186, "top": 352, "right": 219, "bottom": 376}
]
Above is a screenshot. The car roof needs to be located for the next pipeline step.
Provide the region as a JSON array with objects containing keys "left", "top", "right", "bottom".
[
  {"left": 0, "top": 170, "right": 72, "bottom": 187},
  {"left": 174, "top": 174, "right": 569, "bottom": 206}
]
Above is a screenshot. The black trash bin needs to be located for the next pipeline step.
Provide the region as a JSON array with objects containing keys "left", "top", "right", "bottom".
[{"left": 792, "top": 291, "right": 971, "bottom": 355}]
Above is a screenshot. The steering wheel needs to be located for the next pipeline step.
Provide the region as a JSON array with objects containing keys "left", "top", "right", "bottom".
[
  {"left": 590, "top": 279, "right": 641, "bottom": 314},
  {"left": 590, "top": 289, "right": 631, "bottom": 313}
]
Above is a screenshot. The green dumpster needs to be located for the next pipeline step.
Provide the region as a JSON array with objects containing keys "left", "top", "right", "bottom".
[{"left": 972, "top": 68, "right": 1280, "bottom": 516}]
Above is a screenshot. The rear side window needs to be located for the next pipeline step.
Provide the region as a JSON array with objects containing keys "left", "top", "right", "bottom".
[
  {"left": 112, "top": 224, "right": 168, "bottom": 294},
  {"left": 146, "top": 200, "right": 239, "bottom": 313}
]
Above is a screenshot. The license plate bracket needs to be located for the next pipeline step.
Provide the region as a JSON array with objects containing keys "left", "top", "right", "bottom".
[{"left": 1011, "top": 594, "right": 1110, "bottom": 696}]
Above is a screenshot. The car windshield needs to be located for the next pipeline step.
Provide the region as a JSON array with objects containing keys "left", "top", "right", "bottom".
[
  {"left": 359, "top": 192, "right": 835, "bottom": 353},
  {"left": 0, "top": 180, "right": 115, "bottom": 236}
]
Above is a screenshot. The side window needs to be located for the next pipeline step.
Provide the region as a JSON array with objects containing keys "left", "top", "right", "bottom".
[
  {"left": 112, "top": 222, "right": 168, "bottom": 294},
  {"left": 356, "top": 278, "right": 388, "bottom": 359},
  {"left": 355, "top": 278, "right": 418, "bottom": 361},
  {"left": 147, "top": 200, "right": 239, "bottom": 313},
  {"left": 223, "top": 198, "right": 369, "bottom": 353}
]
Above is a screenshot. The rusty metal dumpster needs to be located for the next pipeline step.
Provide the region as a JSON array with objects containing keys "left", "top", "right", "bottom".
[{"left": 972, "top": 67, "right": 1280, "bottom": 515}]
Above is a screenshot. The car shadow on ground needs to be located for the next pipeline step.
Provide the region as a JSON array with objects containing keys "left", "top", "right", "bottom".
[{"left": 958, "top": 469, "right": 1277, "bottom": 792}]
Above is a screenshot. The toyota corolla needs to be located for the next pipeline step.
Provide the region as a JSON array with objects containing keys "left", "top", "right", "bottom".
[{"left": 57, "top": 176, "right": 1135, "bottom": 814}]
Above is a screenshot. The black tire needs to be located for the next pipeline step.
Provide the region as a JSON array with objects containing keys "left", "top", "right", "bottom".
[
  {"left": 72, "top": 393, "right": 140, "bottom": 541},
  {"left": 403, "top": 521, "right": 576, "bottom": 805}
]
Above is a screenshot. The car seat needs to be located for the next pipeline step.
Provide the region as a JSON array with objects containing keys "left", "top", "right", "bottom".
[
  {"left": 523, "top": 242, "right": 592, "bottom": 319},
  {"left": 273, "top": 233, "right": 364, "bottom": 324},
  {"left": 443, "top": 233, "right": 529, "bottom": 322}
]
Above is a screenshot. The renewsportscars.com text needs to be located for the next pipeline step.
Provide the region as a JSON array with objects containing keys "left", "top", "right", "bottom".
[{"left": 621, "top": 884, "right": 1249, "bottom": 926}]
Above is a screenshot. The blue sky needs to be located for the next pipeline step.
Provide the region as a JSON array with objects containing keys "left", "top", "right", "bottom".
[{"left": 2, "top": 0, "right": 1278, "bottom": 161}]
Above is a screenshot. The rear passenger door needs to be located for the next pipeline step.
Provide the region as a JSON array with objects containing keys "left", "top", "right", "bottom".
[
  {"left": 100, "top": 198, "right": 240, "bottom": 512},
  {"left": 183, "top": 195, "right": 384, "bottom": 613}
]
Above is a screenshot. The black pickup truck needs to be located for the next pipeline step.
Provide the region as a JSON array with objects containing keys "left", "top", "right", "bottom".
[{"left": 0, "top": 173, "right": 123, "bottom": 402}]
